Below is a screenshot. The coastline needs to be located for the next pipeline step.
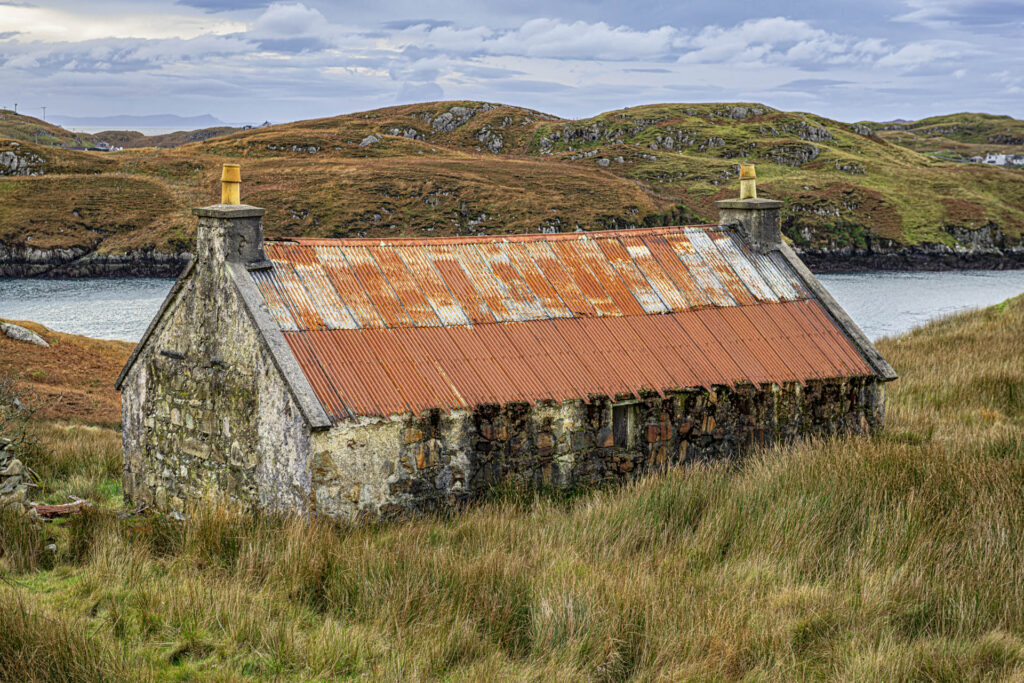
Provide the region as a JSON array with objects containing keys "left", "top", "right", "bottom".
[
  {"left": 796, "top": 245, "right": 1024, "bottom": 272},
  {"left": 0, "top": 245, "right": 189, "bottom": 278},
  {"left": 2, "top": 240, "right": 1024, "bottom": 278}
]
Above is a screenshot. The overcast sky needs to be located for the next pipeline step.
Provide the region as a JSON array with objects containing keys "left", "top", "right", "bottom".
[{"left": 1, "top": 0, "right": 1022, "bottom": 125}]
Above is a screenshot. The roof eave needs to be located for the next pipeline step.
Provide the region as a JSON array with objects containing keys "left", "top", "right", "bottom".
[{"left": 776, "top": 242, "right": 898, "bottom": 382}]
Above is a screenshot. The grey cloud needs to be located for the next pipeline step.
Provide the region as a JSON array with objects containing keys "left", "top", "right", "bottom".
[
  {"left": 458, "top": 64, "right": 526, "bottom": 78},
  {"left": 381, "top": 19, "right": 453, "bottom": 30},
  {"left": 777, "top": 78, "right": 852, "bottom": 88},
  {"left": 482, "top": 79, "right": 576, "bottom": 94},
  {"left": 254, "top": 37, "right": 331, "bottom": 53},
  {"left": 174, "top": 0, "right": 269, "bottom": 10},
  {"left": 896, "top": 0, "right": 1024, "bottom": 28},
  {"left": 396, "top": 81, "right": 444, "bottom": 102}
]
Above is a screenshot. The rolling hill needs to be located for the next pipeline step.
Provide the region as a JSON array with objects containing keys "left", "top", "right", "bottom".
[
  {"left": 2, "top": 101, "right": 1024, "bottom": 275},
  {"left": 864, "top": 112, "right": 1024, "bottom": 161}
]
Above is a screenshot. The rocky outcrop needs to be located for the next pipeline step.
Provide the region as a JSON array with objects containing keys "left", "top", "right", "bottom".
[
  {"left": 988, "top": 134, "right": 1024, "bottom": 145},
  {"left": 766, "top": 142, "right": 820, "bottom": 166},
  {"left": 475, "top": 125, "right": 503, "bottom": 153},
  {"left": 0, "top": 243, "right": 189, "bottom": 277},
  {"left": 0, "top": 144, "right": 45, "bottom": 176},
  {"left": 386, "top": 127, "right": 424, "bottom": 140},
  {"left": 432, "top": 106, "right": 476, "bottom": 133},
  {"left": 264, "top": 143, "right": 320, "bottom": 154},
  {"left": 793, "top": 224, "right": 1024, "bottom": 271}
]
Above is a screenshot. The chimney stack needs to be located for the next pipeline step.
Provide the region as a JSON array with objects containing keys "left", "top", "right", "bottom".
[
  {"left": 193, "top": 163, "right": 266, "bottom": 266},
  {"left": 715, "top": 164, "right": 783, "bottom": 253}
]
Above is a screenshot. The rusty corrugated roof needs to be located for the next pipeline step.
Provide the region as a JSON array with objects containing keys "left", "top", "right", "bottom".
[{"left": 248, "top": 226, "right": 874, "bottom": 421}]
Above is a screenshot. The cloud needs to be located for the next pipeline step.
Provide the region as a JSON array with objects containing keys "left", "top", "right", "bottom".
[
  {"left": 677, "top": 17, "right": 886, "bottom": 66},
  {"left": 895, "top": 0, "right": 1024, "bottom": 29},
  {"left": 251, "top": 2, "right": 324, "bottom": 37},
  {"left": 396, "top": 80, "right": 443, "bottom": 102},
  {"left": 175, "top": 0, "right": 270, "bottom": 10},
  {"left": 777, "top": 78, "right": 852, "bottom": 89},
  {"left": 874, "top": 40, "right": 977, "bottom": 69},
  {"left": 3, "top": 4, "right": 1023, "bottom": 125},
  {"left": 1, "top": 34, "right": 253, "bottom": 74},
  {"left": 394, "top": 18, "right": 678, "bottom": 60},
  {"left": 485, "top": 19, "right": 677, "bottom": 60}
]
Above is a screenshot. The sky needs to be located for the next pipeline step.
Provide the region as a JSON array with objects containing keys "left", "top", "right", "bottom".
[{"left": 0, "top": 0, "right": 1022, "bottom": 125}]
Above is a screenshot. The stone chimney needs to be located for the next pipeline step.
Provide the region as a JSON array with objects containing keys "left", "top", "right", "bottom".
[
  {"left": 193, "top": 163, "right": 266, "bottom": 266},
  {"left": 715, "top": 165, "right": 783, "bottom": 253}
]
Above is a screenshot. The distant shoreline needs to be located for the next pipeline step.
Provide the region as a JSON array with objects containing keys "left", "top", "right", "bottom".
[{"left": 2, "top": 246, "right": 1024, "bottom": 278}]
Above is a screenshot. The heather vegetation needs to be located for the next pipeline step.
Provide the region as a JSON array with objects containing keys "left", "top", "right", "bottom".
[
  {"left": 1, "top": 296, "right": 1023, "bottom": 680},
  {"left": 2, "top": 102, "right": 1024, "bottom": 267}
]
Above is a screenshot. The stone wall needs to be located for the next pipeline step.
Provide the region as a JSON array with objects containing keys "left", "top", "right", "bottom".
[
  {"left": 121, "top": 239, "right": 312, "bottom": 517},
  {"left": 311, "top": 377, "right": 884, "bottom": 519}
]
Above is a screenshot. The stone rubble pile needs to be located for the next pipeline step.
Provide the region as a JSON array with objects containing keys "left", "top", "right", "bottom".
[{"left": 0, "top": 437, "right": 34, "bottom": 515}]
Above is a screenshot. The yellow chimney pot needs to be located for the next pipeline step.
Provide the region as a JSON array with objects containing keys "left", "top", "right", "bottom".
[
  {"left": 739, "top": 164, "right": 757, "bottom": 199},
  {"left": 221, "top": 163, "right": 241, "bottom": 205}
]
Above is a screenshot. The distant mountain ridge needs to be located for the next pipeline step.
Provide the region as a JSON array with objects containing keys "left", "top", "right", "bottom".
[{"left": 51, "top": 113, "right": 229, "bottom": 129}]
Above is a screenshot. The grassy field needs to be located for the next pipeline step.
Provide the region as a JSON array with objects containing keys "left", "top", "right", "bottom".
[
  {"left": 1, "top": 294, "right": 1023, "bottom": 680},
  {"left": 3, "top": 103, "right": 1024, "bottom": 262}
]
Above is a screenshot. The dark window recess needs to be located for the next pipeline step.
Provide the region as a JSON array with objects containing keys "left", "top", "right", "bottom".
[{"left": 613, "top": 404, "right": 630, "bottom": 448}]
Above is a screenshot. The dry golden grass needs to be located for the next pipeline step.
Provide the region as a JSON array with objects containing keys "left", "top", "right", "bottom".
[
  {"left": 0, "top": 319, "right": 131, "bottom": 426},
  {"left": 2, "top": 295, "right": 1024, "bottom": 680}
]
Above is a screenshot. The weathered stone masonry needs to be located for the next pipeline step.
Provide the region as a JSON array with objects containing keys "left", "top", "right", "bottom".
[
  {"left": 121, "top": 210, "right": 314, "bottom": 514},
  {"left": 311, "top": 378, "right": 884, "bottom": 519}
]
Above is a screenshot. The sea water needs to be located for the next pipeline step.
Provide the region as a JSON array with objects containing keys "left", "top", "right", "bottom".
[{"left": 2, "top": 270, "right": 1024, "bottom": 342}]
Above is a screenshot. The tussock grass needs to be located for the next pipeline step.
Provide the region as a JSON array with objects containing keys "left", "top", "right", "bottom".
[
  {"left": 0, "top": 588, "right": 140, "bottom": 682},
  {"left": 2, "top": 295, "right": 1024, "bottom": 680}
]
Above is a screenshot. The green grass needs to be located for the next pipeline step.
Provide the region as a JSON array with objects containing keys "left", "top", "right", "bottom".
[{"left": 2, "top": 295, "right": 1024, "bottom": 679}]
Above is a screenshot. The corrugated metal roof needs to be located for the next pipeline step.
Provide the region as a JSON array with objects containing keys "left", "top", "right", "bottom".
[
  {"left": 281, "top": 300, "right": 872, "bottom": 420},
  {"left": 249, "top": 225, "right": 873, "bottom": 421}
]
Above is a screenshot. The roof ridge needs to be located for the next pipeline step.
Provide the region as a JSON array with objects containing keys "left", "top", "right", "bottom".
[{"left": 265, "top": 224, "right": 724, "bottom": 247}]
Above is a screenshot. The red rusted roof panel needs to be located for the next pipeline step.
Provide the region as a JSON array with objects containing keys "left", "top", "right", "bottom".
[{"left": 283, "top": 300, "right": 873, "bottom": 421}]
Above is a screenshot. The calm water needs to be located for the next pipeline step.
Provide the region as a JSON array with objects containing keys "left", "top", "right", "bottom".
[{"left": 2, "top": 270, "right": 1024, "bottom": 342}]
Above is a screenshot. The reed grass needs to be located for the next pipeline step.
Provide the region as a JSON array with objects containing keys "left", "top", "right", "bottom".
[{"left": 2, "top": 295, "right": 1023, "bottom": 680}]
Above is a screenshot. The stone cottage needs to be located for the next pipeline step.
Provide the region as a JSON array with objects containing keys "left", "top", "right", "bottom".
[{"left": 117, "top": 164, "right": 896, "bottom": 519}]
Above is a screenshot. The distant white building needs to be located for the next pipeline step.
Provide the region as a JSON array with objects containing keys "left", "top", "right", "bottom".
[{"left": 983, "top": 153, "right": 1024, "bottom": 167}]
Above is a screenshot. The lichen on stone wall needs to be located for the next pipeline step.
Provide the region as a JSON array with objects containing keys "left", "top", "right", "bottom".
[
  {"left": 309, "top": 377, "right": 884, "bottom": 520},
  {"left": 121, "top": 233, "right": 310, "bottom": 517}
]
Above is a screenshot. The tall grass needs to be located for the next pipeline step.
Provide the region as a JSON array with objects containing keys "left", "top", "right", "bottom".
[
  {"left": 2, "top": 295, "right": 1024, "bottom": 680},
  {"left": 0, "top": 589, "right": 139, "bottom": 682}
]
